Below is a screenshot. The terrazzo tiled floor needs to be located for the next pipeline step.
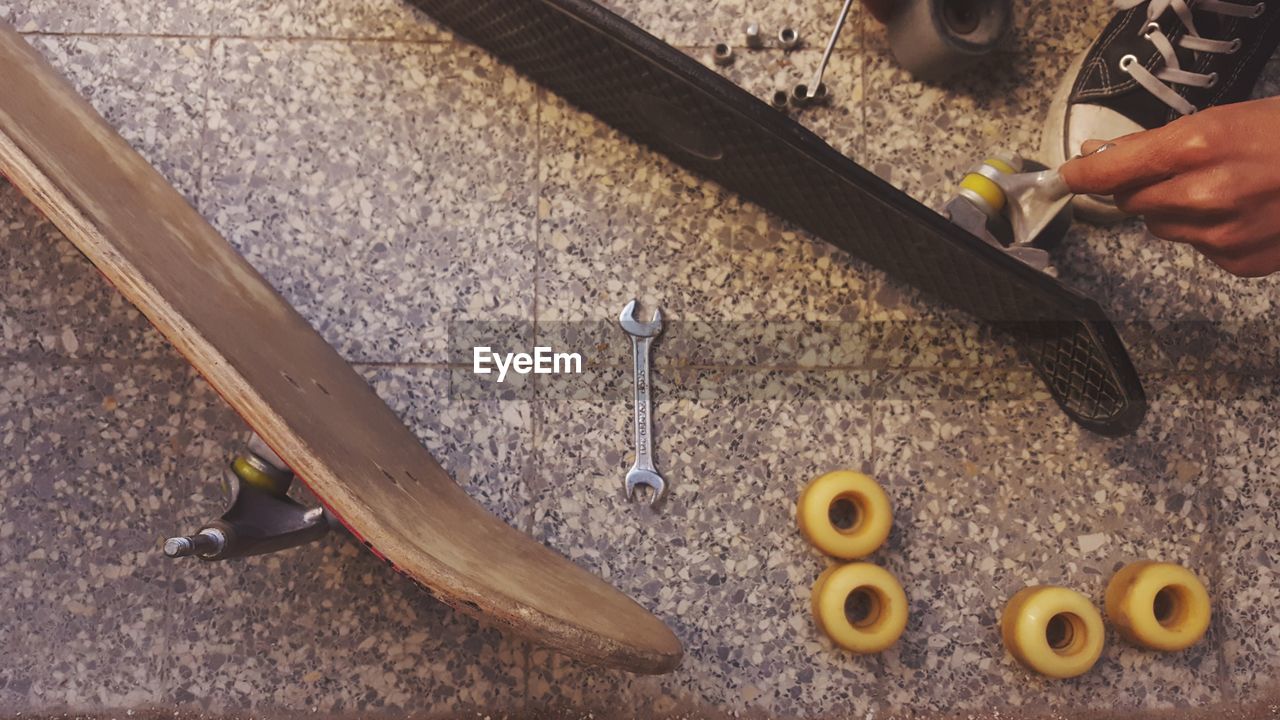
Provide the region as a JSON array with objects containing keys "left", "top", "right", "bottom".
[{"left": 1, "top": 0, "right": 1279, "bottom": 718}]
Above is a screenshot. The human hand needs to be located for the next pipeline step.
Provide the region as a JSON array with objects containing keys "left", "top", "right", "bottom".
[{"left": 1060, "top": 96, "right": 1280, "bottom": 278}]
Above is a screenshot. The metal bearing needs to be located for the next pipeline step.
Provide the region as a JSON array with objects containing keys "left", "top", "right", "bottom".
[
  {"left": 712, "top": 42, "right": 735, "bottom": 66},
  {"left": 778, "top": 26, "right": 800, "bottom": 50}
]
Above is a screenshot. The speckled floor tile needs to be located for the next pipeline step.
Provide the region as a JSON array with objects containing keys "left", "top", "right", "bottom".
[
  {"left": 1058, "top": 217, "right": 1280, "bottom": 374},
  {"left": 526, "top": 368, "right": 875, "bottom": 718},
  {"left": 203, "top": 39, "right": 538, "bottom": 364},
  {"left": 0, "top": 36, "right": 209, "bottom": 362},
  {"left": 213, "top": 0, "right": 444, "bottom": 41},
  {"left": 0, "top": 359, "right": 193, "bottom": 710},
  {"left": 0, "top": 182, "right": 168, "bottom": 361},
  {"left": 1000, "top": 374, "right": 1222, "bottom": 710},
  {"left": 0, "top": 0, "right": 208, "bottom": 34},
  {"left": 691, "top": 46, "right": 864, "bottom": 160},
  {"left": 870, "top": 368, "right": 1074, "bottom": 712},
  {"left": 1209, "top": 374, "right": 1280, "bottom": 700},
  {"left": 869, "top": 370, "right": 1221, "bottom": 712},
  {"left": 537, "top": 91, "right": 875, "bottom": 369},
  {"left": 162, "top": 367, "right": 532, "bottom": 713},
  {"left": 22, "top": 35, "right": 211, "bottom": 203}
]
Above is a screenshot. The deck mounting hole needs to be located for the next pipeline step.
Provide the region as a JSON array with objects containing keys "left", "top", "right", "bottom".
[{"left": 374, "top": 462, "right": 398, "bottom": 486}]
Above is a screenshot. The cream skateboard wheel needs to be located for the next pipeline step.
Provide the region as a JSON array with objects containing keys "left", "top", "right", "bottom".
[
  {"left": 1001, "top": 586, "right": 1105, "bottom": 678},
  {"left": 797, "top": 471, "right": 893, "bottom": 559},
  {"left": 812, "top": 563, "right": 908, "bottom": 654},
  {"left": 1105, "top": 561, "right": 1211, "bottom": 651}
]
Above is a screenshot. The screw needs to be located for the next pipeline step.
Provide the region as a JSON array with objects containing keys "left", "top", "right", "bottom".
[
  {"left": 712, "top": 42, "right": 735, "bottom": 66},
  {"left": 778, "top": 26, "right": 800, "bottom": 50},
  {"left": 745, "top": 23, "right": 764, "bottom": 49}
]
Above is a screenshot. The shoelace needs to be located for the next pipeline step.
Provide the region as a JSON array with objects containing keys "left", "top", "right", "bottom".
[{"left": 1115, "top": 0, "right": 1266, "bottom": 114}]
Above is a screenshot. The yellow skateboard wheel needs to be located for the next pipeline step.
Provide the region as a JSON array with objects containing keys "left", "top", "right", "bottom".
[
  {"left": 797, "top": 471, "right": 892, "bottom": 559},
  {"left": 812, "top": 563, "right": 908, "bottom": 654},
  {"left": 1001, "top": 586, "right": 1105, "bottom": 678},
  {"left": 1105, "top": 561, "right": 1211, "bottom": 652}
]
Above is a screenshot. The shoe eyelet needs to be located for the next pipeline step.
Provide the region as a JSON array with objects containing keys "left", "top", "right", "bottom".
[
  {"left": 1143, "top": 21, "right": 1162, "bottom": 37},
  {"left": 1229, "top": 38, "right": 1243, "bottom": 53},
  {"left": 1206, "top": 71, "right": 1220, "bottom": 87},
  {"left": 1119, "top": 54, "right": 1138, "bottom": 71}
]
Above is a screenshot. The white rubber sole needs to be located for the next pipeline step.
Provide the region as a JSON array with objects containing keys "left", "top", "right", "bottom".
[{"left": 1040, "top": 50, "right": 1131, "bottom": 225}]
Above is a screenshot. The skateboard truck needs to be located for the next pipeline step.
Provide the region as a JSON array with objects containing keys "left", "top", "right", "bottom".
[
  {"left": 945, "top": 155, "right": 1073, "bottom": 275},
  {"left": 164, "top": 434, "right": 336, "bottom": 560}
]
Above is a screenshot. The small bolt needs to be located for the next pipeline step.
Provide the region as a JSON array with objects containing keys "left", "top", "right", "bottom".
[
  {"left": 769, "top": 89, "right": 790, "bottom": 110},
  {"left": 745, "top": 23, "right": 764, "bottom": 49},
  {"left": 778, "top": 27, "right": 800, "bottom": 50},
  {"left": 712, "top": 42, "right": 735, "bottom": 66}
]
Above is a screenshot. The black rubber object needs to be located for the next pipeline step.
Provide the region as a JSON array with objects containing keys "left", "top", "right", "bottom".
[{"left": 410, "top": 0, "right": 1147, "bottom": 436}]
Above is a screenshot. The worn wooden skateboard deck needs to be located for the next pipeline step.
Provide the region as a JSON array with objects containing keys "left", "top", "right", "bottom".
[{"left": 0, "top": 22, "right": 681, "bottom": 674}]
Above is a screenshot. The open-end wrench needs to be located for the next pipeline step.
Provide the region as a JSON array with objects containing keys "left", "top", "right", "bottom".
[{"left": 618, "top": 299, "right": 665, "bottom": 505}]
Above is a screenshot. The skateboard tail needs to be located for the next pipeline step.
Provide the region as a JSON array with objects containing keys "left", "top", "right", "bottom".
[
  {"left": 409, "top": 0, "right": 1147, "bottom": 435},
  {"left": 0, "top": 20, "right": 681, "bottom": 675}
]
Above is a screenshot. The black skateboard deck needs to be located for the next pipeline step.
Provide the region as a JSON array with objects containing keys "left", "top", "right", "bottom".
[{"left": 410, "top": 0, "right": 1147, "bottom": 436}]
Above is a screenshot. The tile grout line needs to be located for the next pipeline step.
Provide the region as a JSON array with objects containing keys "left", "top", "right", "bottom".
[
  {"left": 521, "top": 86, "right": 546, "bottom": 709},
  {"left": 17, "top": 29, "right": 458, "bottom": 45}
]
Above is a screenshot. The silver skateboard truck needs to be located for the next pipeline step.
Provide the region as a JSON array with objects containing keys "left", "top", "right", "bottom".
[{"left": 945, "top": 154, "right": 1074, "bottom": 275}]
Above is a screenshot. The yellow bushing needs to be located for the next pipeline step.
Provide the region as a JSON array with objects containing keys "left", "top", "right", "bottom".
[
  {"left": 959, "top": 157, "right": 1017, "bottom": 213},
  {"left": 1001, "top": 585, "right": 1105, "bottom": 678},
  {"left": 1105, "top": 561, "right": 1211, "bottom": 651},
  {"left": 812, "top": 563, "right": 909, "bottom": 654},
  {"left": 231, "top": 455, "right": 289, "bottom": 496},
  {"left": 797, "top": 471, "right": 893, "bottom": 559}
]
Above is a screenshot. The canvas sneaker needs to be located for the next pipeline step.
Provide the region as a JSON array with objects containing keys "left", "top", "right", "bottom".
[{"left": 1043, "top": 0, "right": 1280, "bottom": 222}]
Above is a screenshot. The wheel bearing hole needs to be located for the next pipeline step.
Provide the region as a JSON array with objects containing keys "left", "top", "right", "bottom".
[
  {"left": 844, "top": 587, "right": 883, "bottom": 628},
  {"left": 828, "top": 494, "right": 864, "bottom": 533},
  {"left": 1046, "top": 612, "right": 1085, "bottom": 655},
  {"left": 1153, "top": 586, "right": 1181, "bottom": 626}
]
